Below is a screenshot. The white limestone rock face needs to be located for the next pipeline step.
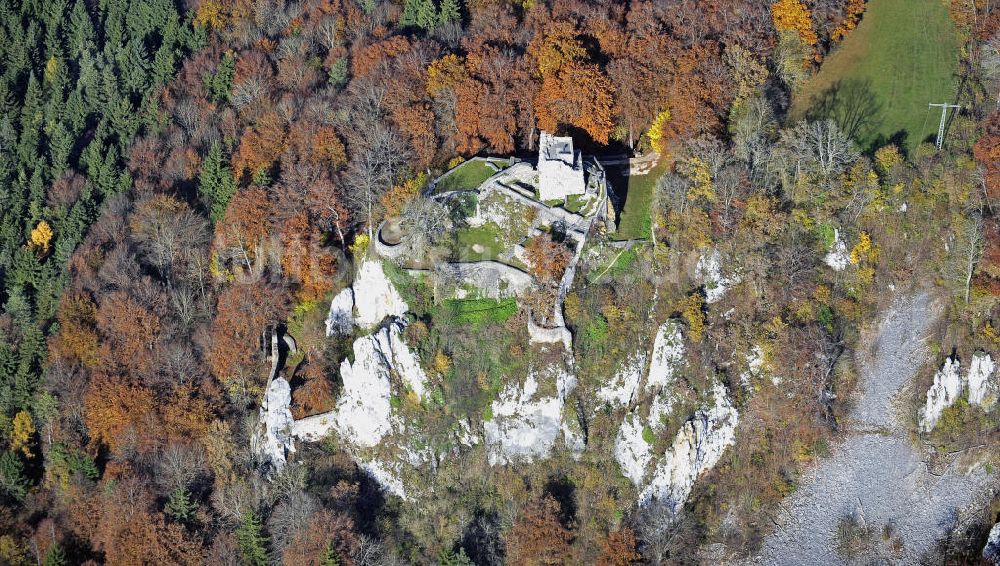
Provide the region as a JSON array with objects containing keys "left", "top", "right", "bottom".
[
  {"left": 639, "top": 382, "right": 739, "bottom": 512},
  {"left": 968, "top": 352, "right": 998, "bottom": 408},
  {"left": 292, "top": 321, "right": 426, "bottom": 448},
  {"left": 647, "top": 320, "right": 685, "bottom": 390},
  {"left": 824, "top": 228, "right": 850, "bottom": 271},
  {"left": 353, "top": 260, "right": 408, "bottom": 329},
  {"left": 325, "top": 287, "right": 354, "bottom": 336},
  {"left": 598, "top": 353, "right": 646, "bottom": 406},
  {"left": 695, "top": 249, "right": 738, "bottom": 303},
  {"left": 615, "top": 413, "right": 653, "bottom": 486},
  {"left": 257, "top": 377, "right": 295, "bottom": 471},
  {"left": 921, "top": 357, "right": 963, "bottom": 433},
  {"left": 484, "top": 366, "right": 576, "bottom": 465},
  {"left": 983, "top": 522, "right": 1000, "bottom": 564}
]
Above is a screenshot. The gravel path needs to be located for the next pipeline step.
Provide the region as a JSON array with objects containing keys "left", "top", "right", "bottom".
[{"left": 749, "top": 293, "right": 992, "bottom": 565}]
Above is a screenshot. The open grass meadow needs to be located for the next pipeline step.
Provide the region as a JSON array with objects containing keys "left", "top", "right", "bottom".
[
  {"left": 608, "top": 159, "right": 669, "bottom": 241},
  {"left": 790, "top": 0, "right": 962, "bottom": 154}
]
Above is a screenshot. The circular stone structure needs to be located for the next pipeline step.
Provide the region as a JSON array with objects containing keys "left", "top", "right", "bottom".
[{"left": 379, "top": 219, "right": 404, "bottom": 246}]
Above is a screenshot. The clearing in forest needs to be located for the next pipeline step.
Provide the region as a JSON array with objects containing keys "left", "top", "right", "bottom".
[{"left": 790, "top": 0, "right": 961, "bottom": 153}]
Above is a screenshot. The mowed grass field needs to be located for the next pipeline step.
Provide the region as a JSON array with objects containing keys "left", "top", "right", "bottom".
[{"left": 790, "top": 0, "right": 961, "bottom": 153}]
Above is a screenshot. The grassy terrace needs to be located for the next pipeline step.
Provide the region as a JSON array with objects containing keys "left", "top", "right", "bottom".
[
  {"left": 434, "top": 159, "right": 507, "bottom": 193},
  {"left": 455, "top": 224, "right": 505, "bottom": 261},
  {"left": 609, "top": 159, "right": 668, "bottom": 241},
  {"left": 790, "top": 0, "right": 961, "bottom": 153}
]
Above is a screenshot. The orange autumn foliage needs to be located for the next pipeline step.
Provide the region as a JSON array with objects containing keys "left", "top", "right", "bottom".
[
  {"left": 49, "top": 294, "right": 100, "bottom": 367},
  {"left": 233, "top": 111, "right": 287, "bottom": 179},
  {"left": 280, "top": 212, "right": 336, "bottom": 302},
  {"left": 771, "top": 0, "right": 818, "bottom": 46},
  {"left": 535, "top": 59, "right": 615, "bottom": 144},
  {"left": 504, "top": 496, "right": 573, "bottom": 566},
  {"left": 83, "top": 374, "right": 157, "bottom": 454}
]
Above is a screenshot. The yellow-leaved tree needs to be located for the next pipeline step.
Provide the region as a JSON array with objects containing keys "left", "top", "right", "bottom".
[
  {"left": 771, "top": 0, "right": 818, "bottom": 47},
  {"left": 30, "top": 220, "right": 52, "bottom": 252},
  {"left": 11, "top": 411, "right": 35, "bottom": 458}
]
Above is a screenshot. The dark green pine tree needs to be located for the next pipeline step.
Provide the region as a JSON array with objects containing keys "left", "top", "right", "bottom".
[
  {"left": 198, "top": 142, "right": 237, "bottom": 222},
  {"left": 438, "top": 0, "right": 461, "bottom": 26},
  {"left": 235, "top": 512, "right": 269, "bottom": 566},
  {"left": 42, "top": 542, "right": 66, "bottom": 566},
  {"left": 319, "top": 542, "right": 341, "bottom": 566},
  {"left": 416, "top": 0, "right": 437, "bottom": 30},
  {"left": 400, "top": 0, "right": 420, "bottom": 28},
  {"left": 67, "top": 0, "right": 94, "bottom": 58},
  {"left": 165, "top": 487, "right": 197, "bottom": 524}
]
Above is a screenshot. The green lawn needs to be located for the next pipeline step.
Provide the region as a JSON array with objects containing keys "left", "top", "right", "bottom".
[
  {"left": 435, "top": 160, "right": 502, "bottom": 192},
  {"left": 444, "top": 297, "right": 518, "bottom": 326},
  {"left": 455, "top": 224, "right": 505, "bottom": 261},
  {"left": 610, "top": 160, "right": 668, "bottom": 241},
  {"left": 790, "top": 0, "right": 961, "bottom": 154}
]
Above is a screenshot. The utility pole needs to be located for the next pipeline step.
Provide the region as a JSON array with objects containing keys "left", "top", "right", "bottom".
[{"left": 928, "top": 103, "right": 962, "bottom": 150}]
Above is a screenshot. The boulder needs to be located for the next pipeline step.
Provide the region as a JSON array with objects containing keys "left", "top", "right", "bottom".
[{"left": 824, "top": 228, "right": 850, "bottom": 271}]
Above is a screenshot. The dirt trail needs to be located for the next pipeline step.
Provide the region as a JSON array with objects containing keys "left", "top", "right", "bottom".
[{"left": 749, "top": 293, "right": 992, "bottom": 565}]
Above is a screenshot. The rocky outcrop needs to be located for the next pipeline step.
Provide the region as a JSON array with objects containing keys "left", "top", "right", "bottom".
[
  {"left": 639, "top": 382, "right": 739, "bottom": 512},
  {"left": 921, "top": 357, "right": 963, "bottom": 432},
  {"left": 256, "top": 377, "right": 295, "bottom": 471},
  {"left": 984, "top": 522, "right": 1000, "bottom": 564},
  {"left": 968, "top": 352, "right": 997, "bottom": 408},
  {"left": 598, "top": 353, "right": 645, "bottom": 406},
  {"left": 647, "top": 320, "right": 685, "bottom": 390},
  {"left": 920, "top": 353, "right": 998, "bottom": 432},
  {"left": 325, "top": 287, "right": 354, "bottom": 336},
  {"left": 824, "top": 228, "right": 850, "bottom": 271},
  {"left": 695, "top": 249, "right": 737, "bottom": 303},
  {"left": 353, "top": 259, "right": 408, "bottom": 329},
  {"left": 615, "top": 413, "right": 653, "bottom": 486},
  {"left": 293, "top": 321, "right": 427, "bottom": 448},
  {"left": 484, "top": 366, "right": 576, "bottom": 465}
]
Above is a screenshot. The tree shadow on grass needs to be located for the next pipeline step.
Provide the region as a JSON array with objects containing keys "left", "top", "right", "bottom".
[{"left": 804, "top": 78, "right": 884, "bottom": 150}]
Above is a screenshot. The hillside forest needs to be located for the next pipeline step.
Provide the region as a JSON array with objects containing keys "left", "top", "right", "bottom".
[{"left": 2, "top": 0, "right": 1000, "bottom": 564}]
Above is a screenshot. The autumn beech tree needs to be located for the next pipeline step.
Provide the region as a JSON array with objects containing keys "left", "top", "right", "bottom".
[
  {"left": 207, "top": 283, "right": 286, "bottom": 400},
  {"left": 279, "top": 213, "right": 336, "bottom": 303},
  {"left": 215, "top": 187, "right": 274, "bottom": 275},
  {"left": 504, "top": 496, "right": 574, "bottom": 565},
  {"left": 530, "top": 22, "right": 614, "bottom": 143}
]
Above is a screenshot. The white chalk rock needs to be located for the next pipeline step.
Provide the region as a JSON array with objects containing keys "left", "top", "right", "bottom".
[
  {"left": 921, "top": 357, "right": 963, "bottom": 433},
  {"left": 696, "top": 249, "right": 737, "bottom": 303},
  {"left": 968, "top": 352, "right": 998, "bottom": 408},
  {"left": 639, "top": 381, "right": 739, "bottom": 512},
  {"left": 824, "top": 228, "right": 850, "bottom": 271},
  {"left": 599, "top": 353, "right": 646, "bottom": 406},
  {"left": 615, "top": 412, "right": 654, "bottom": 486},
  {"left": 983, "top": 521, "right": 1000, "bottom": 564},
  {"left": 353, "top": 260, "right": 408, "bottom": 329},
  {"left": 647, "top": 321, "right": 685, "bottom": 390},
  {"left": 325, "top": 287, "right": 355, "bottom": 336},
  {"left": 293, "top": 321, "right": 426, "bottom": 448},
  {"left": 484, "top": 369, "right": 566, "bottom": 465},
  {"left": 257, "top": 377, "right": 295, "bottom": 471}
]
